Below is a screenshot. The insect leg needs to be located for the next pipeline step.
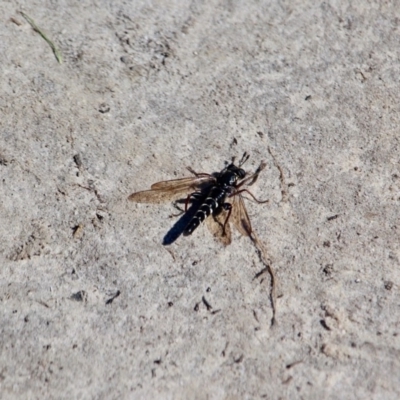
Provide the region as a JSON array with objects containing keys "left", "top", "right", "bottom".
[
  {"left": 170, "top": 200, "right": 186, "bottom": 217},
  {"left": 186, "top": 166, "right": 213, "bottom": 178},
  {"left": 247, "top": 161, "right": 266, "bottom": 186},
  {"left": 185, "top": 191, "right": 203, "bottom": 212},
  {"left": 221, "top": 202, "right": 233, "bottom": 236},
  {"left": 237, "top": 161, "right": 267, "bottom": 187},
  {"left": 230, "top": 189, "right": 269, "bottom": 203},
  {"left": 170, "top": 192, "right": 203, "bottom": 217}
]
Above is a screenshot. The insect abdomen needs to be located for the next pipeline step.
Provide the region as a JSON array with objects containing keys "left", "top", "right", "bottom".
[{"left": 184, "top": 188, "right": 225, "bottom": 236}]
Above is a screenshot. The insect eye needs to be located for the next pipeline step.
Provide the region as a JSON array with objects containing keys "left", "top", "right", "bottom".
[{"left": 238, "top": 169, "right": 246, "bottom": 178}]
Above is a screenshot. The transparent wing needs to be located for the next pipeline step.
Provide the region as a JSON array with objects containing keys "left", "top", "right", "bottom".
[
  {"left": 128, "top": 176, "right": 215, "bottom": 204},
  {"left": 128, "top": 187, "right": 191, "bottom": 204},
  {"left": 151, "top": 175, "right": 214, "bottom": 190},
  {"left": 205, "top": 209, "right": 232, "bottom": 246},
  {"left": 231, "top": 194, "right": 252, "bottom": 237}
]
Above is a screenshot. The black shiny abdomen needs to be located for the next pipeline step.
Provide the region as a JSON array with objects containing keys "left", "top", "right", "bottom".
[
  {"left": 183, "top": 186, "right": 227, "bottom": 236},
  {"left": 183, "top": 165, "right": 244, "bottom": 236}
]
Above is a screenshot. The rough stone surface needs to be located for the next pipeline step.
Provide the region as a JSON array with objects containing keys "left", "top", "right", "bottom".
[{"left": 1, "top": 1, "right": 399, "bottom": 399}]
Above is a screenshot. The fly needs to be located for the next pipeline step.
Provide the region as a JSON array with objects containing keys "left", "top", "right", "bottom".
[{"left": 128, "top": 153, "right": 268, "bottom": 245}]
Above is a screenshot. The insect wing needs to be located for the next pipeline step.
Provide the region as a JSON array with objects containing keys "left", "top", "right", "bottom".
[
  {"left": 128, "top": 187, "right": 186, "bottom": 203},
  {"left": 128, "top": 176, "right": 214, "bottom": 204},
  {"left": 151, "top": 176, "right": 214, "bottom": 190},
  {"left": 205, "top": 209, "right": 232, "bottom": 246},
  {"left": 231, "top": 194, "right": 252, "bottom": 237}
]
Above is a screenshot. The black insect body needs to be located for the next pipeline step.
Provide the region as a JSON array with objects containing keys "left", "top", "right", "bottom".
[
  {"left": 128, "top": 153, "right": 268, "bottom": 245},
  {"left": 183, "top": 163, "right": 246, "bottom": 236}
]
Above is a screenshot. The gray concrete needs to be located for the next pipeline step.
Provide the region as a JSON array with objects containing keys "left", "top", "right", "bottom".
[{"left": 1, "top": 0, "right": 399, "bottom": 398}]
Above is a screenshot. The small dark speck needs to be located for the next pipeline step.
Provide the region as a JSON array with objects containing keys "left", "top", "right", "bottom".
[
  {"left": 253, "top": 266, "right": 269, "bottom": 280},
  {"left": 322, "top": 264, "right": 333, "bottom": 276},
  {"left": 305, "top": 95, "right": 312, "bottom": 101},
  {"left": 257, "top": 131, "right": 264, "bottom": 138},
  {"left": 24, "top": 315, "right": 29, "bottom": 322},
  {"left": 253, "top": 310, "right": 260, "bottom": 323},
  {"left": 327, "top": 214, "right": 339, "bottom": 221},
  {"left": 154, "top": 359, "right": 162, "bottom": 365},
  {"left": 70, "top": 290, "right": 86, "bottom": 302},
  {"left": 286, "top": 360, "right": 302, "bottom": 369},
  {"left": 234, "top": 354, "right": 244, "bottom": 363},
  {"left": 99, "top": 103, "right": 110, "bottom": 114},
  {"left": 168, "top": 301, "right": 174, "bottom": 307},
  {"left": 202, "top": 296, "right": 212, "bottom": 311},
  {"left": 10, "top": 17, "right": 22, "bottom": 26},
  {"left": 96, "top": 213, "right": 104, "bottom": 221},
  {"left": 323, "top": 241, "right": 331, "bottom": 247},
  {"left": 106, "top": 290, "right": 121, "bottom": 305},
  {"left": 320, "top": 319, "right": 331, "bottom": 331},
  {"left": 73, "top": 154, "right": 82, "bottom": 168},
  {"left": 384, "top": 281, "right": 393, "bottom": 290},
  {"left": 206, "top": 287, "right": 211, "bottom": 292},
  {"left": 72, "top": 224, "right": 84, "bottom": 239},
  {"left": 192, "top": 260, "right": 198, "bottom": 266},
  {"left": 194, "top": 303, "right": 200, "bottom": 312},
  {"left": 0, "top": 155, "right": 9, "bottom": 166},
  {"left": 12, "top": 310, "right": 17, "bottom": 314},
  {"left": 39, "top": 301, "right": 50, "bottom": 309}
]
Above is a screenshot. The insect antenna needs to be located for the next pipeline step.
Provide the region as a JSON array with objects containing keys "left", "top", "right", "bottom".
[
  {"left": 238, "top": 152, "right": 250, "bottom": 167},
  {"left": 221, "top": 152, "right": 250, "bottom": 175}
]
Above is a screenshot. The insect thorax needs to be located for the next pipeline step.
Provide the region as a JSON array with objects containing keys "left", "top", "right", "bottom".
[{"left": 217, "top": 166, "right": 245, "bottom": 188}]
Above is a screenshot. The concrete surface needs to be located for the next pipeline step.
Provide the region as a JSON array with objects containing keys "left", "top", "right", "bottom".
[{"left": 1, "top": 0, "right": 400, "bottom": 398}]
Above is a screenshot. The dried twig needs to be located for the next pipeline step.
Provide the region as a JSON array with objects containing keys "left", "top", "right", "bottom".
[
  {"left": 250, "top": 230, "right": 277, "bottom": 326},
  {"left": 20, "top": 11, "right": 62, "bottom": 64}
]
